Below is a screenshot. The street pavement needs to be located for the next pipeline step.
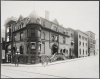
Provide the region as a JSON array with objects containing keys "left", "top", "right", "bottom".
[{"left": 1, "top": 54, "right": 99, "bottom": 78}]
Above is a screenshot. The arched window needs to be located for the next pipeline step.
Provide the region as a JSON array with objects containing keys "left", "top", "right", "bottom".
[
  {"left": 63, "top": 49, "right": 66, "bottom": 53},
  {"left": 60, "top": 49, "right": 62, "bottom": 53}
]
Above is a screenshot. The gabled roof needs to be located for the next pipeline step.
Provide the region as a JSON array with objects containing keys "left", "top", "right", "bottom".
[{"left": 52, "top": 19, "right": 59, "bottom": 25}]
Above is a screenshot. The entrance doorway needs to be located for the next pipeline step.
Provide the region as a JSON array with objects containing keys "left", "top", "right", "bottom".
[{"left": 52, "top": 43, "right": 58, "bottom": 55}]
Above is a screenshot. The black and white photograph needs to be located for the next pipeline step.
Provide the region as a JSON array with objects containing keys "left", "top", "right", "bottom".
[{"left": 1, "top": 1, "right": 99, "bottom": 78}]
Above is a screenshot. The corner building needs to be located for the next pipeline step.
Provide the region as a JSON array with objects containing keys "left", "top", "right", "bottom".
[
  {"left": 5, "top": 10, "right": 70, "bottom": 64},
  {"left": 74, "top": 30, "right": 88, "bottom": 58}
]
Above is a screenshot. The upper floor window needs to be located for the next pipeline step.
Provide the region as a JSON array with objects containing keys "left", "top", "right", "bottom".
[
  {"left": 31, "top": 42, "right": 36, "bottom": 49},
  {"left": 43, "top": 32, "right": 45, "bottom": 39},
  {"left": 7, "top": 27, "right": 9, "bottom": 32},
  {"left": 7, "top": 36, "right": 9, "bottom": 42},
  {"left": 53, "top": 26, "right": 57, "bottom": 31},
  {"left": 71, "top": 33, "right": 73, "bottom": 38},
  {"left": 43, "top": 21, "right": 45, "bottom": 27},
  {"left": 79, "top": 41, "right": 81, "bottom": 46},
  {"left": 86, "top": 43, "right": 87, "bottom": 47},
  {"left": 79, "top": 35, "right": 81, "bottom": 39},
  {"left": 83, "top": 49, "right": 84, "bottom": 55},
  {"left": 63, "top": 37, "right": 66, "bottom": 44},
  {"left": 52, "top": 35, "right": 58, "bottom": 42},
  {"left": 86, "top": 50, "right": 87, "bottom": 55},
  {"left": 14, "top": 34, "right": 16, "bottom": 41},
  {"left": 38, "top": 30, "right": 41, "bottom": 37},
  {"left": 80, "top": 49, "right": 81, "bottom": 55},
  {"left": 85, "top": 38, "right": 87, "bottom": 41},
  {"left": 83, "top": 42, "right": 84, "bottom": 47},
  {"left": 66, "top": 32, "right": 68, "bottom": 35},
  {"left": 20, "top": 32, "right": 23, "bottom": 40},
  {"left": 31, "top": 29, "right": 35, "bottom": 37},
  {"left": 82, "top": 36, "right": 84, "bottom": 40}
]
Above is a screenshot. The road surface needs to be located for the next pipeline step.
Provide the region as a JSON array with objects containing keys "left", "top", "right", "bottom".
[{"left": 1, "top": 54, "right": 99, "bottom": 78}]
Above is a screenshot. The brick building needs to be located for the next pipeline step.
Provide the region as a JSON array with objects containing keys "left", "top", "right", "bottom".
[
  {"left": 85, "top": 31, "right": 96, "bottom": 56},
  {"left": 66, "top": 28, "right": 75, "bottom": 58},
  {"left": 74, "top": 30, "right": 88, "bottom": 58},
  {"left": 4, "top": 10, "right": 70, "bottom": 64}
]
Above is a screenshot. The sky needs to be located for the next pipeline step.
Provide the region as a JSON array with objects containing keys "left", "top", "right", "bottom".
[{"left": 1, "top": 1, "right": 99, "bottom": 39}]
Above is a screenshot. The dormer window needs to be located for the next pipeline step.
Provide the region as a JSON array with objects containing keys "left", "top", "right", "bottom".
[{"left": 53, "top": 26, "right": 57, "bottom": 31}]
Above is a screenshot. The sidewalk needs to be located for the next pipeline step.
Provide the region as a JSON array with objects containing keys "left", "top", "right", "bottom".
[{"left": 1, "top": 55, "right": 97, "bottom": 67}]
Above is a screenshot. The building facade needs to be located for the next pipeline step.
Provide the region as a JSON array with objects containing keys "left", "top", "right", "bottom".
[
  {"left": 74, "top": 30, "right": 88, "bottom": 58},
  {"left": 95, "top": 39, "right": 99, "bottom": 55},
  {"left": 66, "top": 28, "right": 75, "bottom": 58},
  {"left": 1, "top": 29, "right": 5, "bottom": 63},
  {"left": 86, "top": 31, "right": 95, "bottom": 56},
  {"left": 5, "top": 10, "right": 70, "bottom": 64}
]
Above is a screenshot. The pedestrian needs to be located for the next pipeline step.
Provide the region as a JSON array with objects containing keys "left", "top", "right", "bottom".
[{"left": 15, "top": 49, "right": 19, "bottom": 66}]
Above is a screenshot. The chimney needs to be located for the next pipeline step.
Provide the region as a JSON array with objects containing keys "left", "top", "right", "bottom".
[{"left": 45, "top": 10, "right": 49, "bottom": 20}]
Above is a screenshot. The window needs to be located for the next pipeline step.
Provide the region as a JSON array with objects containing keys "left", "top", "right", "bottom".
[
  {"left": 43, "top": 21, "right": 45, "bottom": 27},
  {"left": 83, "top": 49, "right": 84, "bottom": 55},
  {"left": 37, "top": 30, "right": 41, "bottom": 37},
  {"left": 63, "top": 49, "right": 66, "bottom": 53},
  {"left": 90, "top": 44, "right": 92, "bottom": 48},
  {"left": 31, "top": 42, "right": 36, "bottom": 49},
  {"left": 63, "top": 37, "right": 66, "bottom": 44},
  {"left": 93, "top": 40, "right": 95, "bottom": 44},
  {"left": 60, "top": 49, "right": 62, "bottom": 53},
  {"left": 20, "top": 45, "right": 24, "bottom": 54},
  {"left": 82, "top": 36, "right": 84, "bottom": 40},
  {"left": 43, "top": 32, "right": 45, "bottom": 39},
  {"left": 7, "top": 36, "right": 9, "bottom": 42},
  {"left": 91, "top": 39, "right": 92, "bottom": 43},
  {"left": 66, "top": 32, "right": 68, "bottom": 35},
  {"left": 7, "top": 27, "right": 9, "bottom": 32},
  {"left": 66, "top": 50, "right": 68, "bottom": 54},
  {"left": 86, "top": 43, "right": 87, "bottom": 47},
  {"left": 85, "top": 38, "right": 87, "bottom": 41},
  {"left": 79, "top": 35, "right": 81, "bottom": 39},
  {"left": 31, "top": 29, "right": 35, "bottom": 37},
  {"left": 80, "top": 49, "right": 81, "bottom": 55},
  {"left": 53, "top": 26, "right": 57, "bottom": 31},
  {"left": 71, "top": 33, "right": 73, "bottom": 38},
  {"left": 79, "top": 41, "right": 81, "bottom": 46},
  {"left": 52, "top": 35, "right": 58, "bottom": 42},
  {"left": 20, "top": 32, "right": 23, "bottom": 40},
  {"left": 63, "top": 30, "right": 66, "bottom": 34},
  {"left": 52, "top": 35, "right": 55, "bottom": 41},
  {"left": 86, "top": 50, "right": 87, "bottom": 55},
  {"left": 15, "top": 26, "right": 17, "bottom": 31},
  {"left": 83, "top": 42, "right": 84, "bottom": 47},
  {"left": 14, "top": 34, "right": 16, "bottom": 41},
  {"left": 39, "top": 43, "right": 41, "bottom": 51}
]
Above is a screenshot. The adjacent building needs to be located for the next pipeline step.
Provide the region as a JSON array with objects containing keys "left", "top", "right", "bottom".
[
  {"left": 86, "top": 31, "right": 96, "bottom": 56},
  {"left": 74, "top": 30, "right": 88, "bottom": 58},
  {"left": 95, "top": 39, "right": 99, "bottom": 55},
  {"left": 66, "top": 28, "right": 75, "bottom": 58}
]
